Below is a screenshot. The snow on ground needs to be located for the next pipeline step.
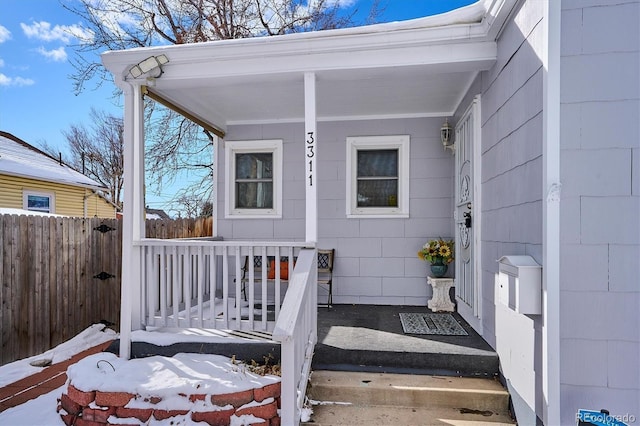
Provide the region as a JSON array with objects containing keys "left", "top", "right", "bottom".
[
  {"left": 0, "top": 323, "right": 118, "bottom": 387},
  {"left": 0, "top": 325, "right": 281, "bottom": 425},
  {"left": 67, "top": 352, "right": 279, "bottom": 408}
]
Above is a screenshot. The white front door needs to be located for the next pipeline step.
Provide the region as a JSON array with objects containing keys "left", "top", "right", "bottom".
[{"left": 455, "top": 95, "right": 482, "bottom": 333}]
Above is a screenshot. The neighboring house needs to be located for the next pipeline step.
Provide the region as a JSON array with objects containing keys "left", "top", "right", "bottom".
[
  {"left": 145, "top": 207, "right": 171, "bottom": 220},
  {"left": 0, "top": 131, "right": 117, "bottom": 218},
  {"left": 102, "top": 0, "right": 639, "bottom": 425}
]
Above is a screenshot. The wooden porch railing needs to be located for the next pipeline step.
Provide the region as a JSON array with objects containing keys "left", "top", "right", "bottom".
[
  {"left": 135, "top": 239, "right": 317, "bottom": 425},
  {"left": 272, "top": 248, "right": 318, "bottom": 425},
  {"left": 137, "top": 239, "right": 309, "bottom": 331}
]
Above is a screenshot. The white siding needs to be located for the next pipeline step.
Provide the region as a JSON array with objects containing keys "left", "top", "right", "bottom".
[
  {"left": 463, "top": 0, "right": 546, "bottom": 423},
  {"left": 559, "top": 0, "right": 640, "bottom": 423},
  {"left": 218, "top": 117, "right": 455, "bottom": 306}
]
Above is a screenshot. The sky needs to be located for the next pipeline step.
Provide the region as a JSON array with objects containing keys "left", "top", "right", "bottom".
[{"left": 0, "top": 0, "right": 476, "bottom": 214}]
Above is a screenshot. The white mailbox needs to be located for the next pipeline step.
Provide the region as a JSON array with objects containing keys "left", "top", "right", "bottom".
[{"left": 498, "top": 255, "right": 541, "bottom": 315}]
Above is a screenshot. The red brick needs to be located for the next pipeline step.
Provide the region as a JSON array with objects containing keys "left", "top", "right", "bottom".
[
  {"left": 95, "top": 391, "right": 135, "bottom": 407},
  {"left": 270, "top": 415, "right": 281, "bottom": 426},
  {"left": 253, "top": 382, "right": 281, "bottom": 402},
  {"left": 153, "top": 409, "right": 189, "bottom": 420},
  {"left": 60, "top": 393, "right": 83, "bottom": 415},
  {"left": 145, "top": 396, "right": 162, "bottom": 404},
  {"left": 189, "top": 393, "right": 206, "bottom": 403},
  {"left": 67, "top": 384, "right": 96, "bottom": 406},
  {"left": 115, "top": 407, "right": 153, "bottom": 422},
  {"left": 60, "top": 413, "right": 77, "bottom": 426},
  {"left": 210, "top": 389, "right": 254, "bottom": 408},
  {"left": 191, "top": 407, "right": 235, "bottom": 426},
  {"left": 236, "top": 399, "right": 278, "bottom": 420},
  {"left": 83, "top": 406, "right": 116, "bottom": 423},
  {"left": 75, "top": 418, "right": 108, "bottom": 426}
]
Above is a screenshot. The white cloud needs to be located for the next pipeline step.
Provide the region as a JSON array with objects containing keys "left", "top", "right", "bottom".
[
  {"left": 20, "top": 21, "right": 94, "bottom": 44},
  {"left": 0, "top": 58, "right": 4, "bottom": 68},
  {"left": 0, "top": 73, "right": 35, "bottom": 87},
  {"left": 0, "top": 25, "right": 11, "bottom": 43},
  {"left": 36, "top": 46, "right": 68, "bottom": 62}
]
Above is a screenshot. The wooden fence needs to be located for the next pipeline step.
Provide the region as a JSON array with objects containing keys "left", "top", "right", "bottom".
[{"left": 0, "top": 215, "right": 212, "bottom": 366}]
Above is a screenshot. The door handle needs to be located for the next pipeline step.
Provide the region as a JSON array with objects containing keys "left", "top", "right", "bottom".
[{"left": 463, "top": 211, "right": 472, "bottom": 228}]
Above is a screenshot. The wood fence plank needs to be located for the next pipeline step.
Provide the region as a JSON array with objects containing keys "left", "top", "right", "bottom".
[
  {"left": 33, "top": 216, "right": 44, "bottom": 355},
  {"left": 0, "top": 215, "right": 6, "bottom": 365},
  {"left": 41, "top": 217, "right": 51, "bottom": 354},
  {"left": 0, "top": 215, "right": 210, "bottom": 365},
  {"left": 17, "top": 214, "right": 29, "bottom": 359}
]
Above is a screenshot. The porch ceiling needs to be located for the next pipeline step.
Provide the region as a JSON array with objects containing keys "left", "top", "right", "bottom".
[
  {"left": 102, "top": 0, "right": 516, "bottom": 132},
  {"left": 153, "top": 65, "right": 483, "bottom": 127}
]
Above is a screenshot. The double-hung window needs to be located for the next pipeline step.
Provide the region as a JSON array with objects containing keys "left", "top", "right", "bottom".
[
  {"left": 23, "top": 190, "right": 55, "bottom": 213},
  {"left": 346, "top": 135, "right": 410, "bottom": 217},
  {"left": 225, "top": 140, "right": 283, "bottom": 218}
]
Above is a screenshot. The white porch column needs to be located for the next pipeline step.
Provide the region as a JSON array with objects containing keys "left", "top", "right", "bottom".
[
  {"left": 120, "top": 83, "right": 146, "bottom": 359},
  {"left": 542, "top": 0, "right": 561, "bottom": 423},
  {"left": 304, "top": 72, "right": 318, "bottom": 244}
]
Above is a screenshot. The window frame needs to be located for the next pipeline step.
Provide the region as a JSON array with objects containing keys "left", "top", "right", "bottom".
[
  {"left": 23, "top": 190, "right": 55, "bottom": 213},
  {"left": 224, "top": 139, "right": 283, "bottom": 218},
  {"left": 346, "top": 135, "right": 410, "bottom": 218}
]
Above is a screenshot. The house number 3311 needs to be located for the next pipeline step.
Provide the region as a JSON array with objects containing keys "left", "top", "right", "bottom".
[{"left": 306, "top": 131, "right": 315, "bottom": 186}]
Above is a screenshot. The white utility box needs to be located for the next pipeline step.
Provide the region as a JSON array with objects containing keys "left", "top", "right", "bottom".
[{"left": 497, "top": 255, "right": 542, "bottom": 315}]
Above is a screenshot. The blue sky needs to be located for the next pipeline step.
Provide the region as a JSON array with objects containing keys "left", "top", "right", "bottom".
[{"left": 0, "top": 0, "right": 475, "bottom": 212}]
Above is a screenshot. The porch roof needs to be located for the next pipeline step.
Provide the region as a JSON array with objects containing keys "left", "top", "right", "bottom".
[{"left": 101, "top": 0, "right": 515, "bottom": 134}]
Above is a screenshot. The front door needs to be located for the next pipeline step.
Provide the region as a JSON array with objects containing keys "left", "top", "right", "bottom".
[{"left": 455, "top": 95, "right": 482, "bottom": 333}]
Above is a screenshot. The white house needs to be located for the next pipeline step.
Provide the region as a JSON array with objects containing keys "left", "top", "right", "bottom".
[{"left": 102, "top": 0, "right": 639, "bottom": 424}]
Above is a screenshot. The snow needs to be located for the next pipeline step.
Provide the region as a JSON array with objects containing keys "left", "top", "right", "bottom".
[
  {"left": 0, "top": 207, "right": 64, "bottom": 217},
  {"left": 0, "top": 323, "right": 117, "bottom": 387},
  {"left": 67, "top": 352, "right": 279, "bottom": 400},
  {"left": 0, "top": 324, "right": 281, "bottom": 426},
  {"left": 0, "top": 133, "right": 105, "bottom": 190}
]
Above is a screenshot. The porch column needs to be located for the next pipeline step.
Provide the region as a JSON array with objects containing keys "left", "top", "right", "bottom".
[
  {"left": 120, "top": 83, "right": 146, "bottom": 359},
  {"left": 542, "top": 0, "right": 561, "bottom": 423},
  {"left": 304, "top": 72, "right": 318, "bottom": 244}
]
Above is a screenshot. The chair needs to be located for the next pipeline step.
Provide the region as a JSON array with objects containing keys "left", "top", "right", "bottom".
[
  {"left": 317, "top": 249, "right": 334, "bottom": 308},
  {"left": 239, "top": 249, "right": 334, "bottom": 308}
]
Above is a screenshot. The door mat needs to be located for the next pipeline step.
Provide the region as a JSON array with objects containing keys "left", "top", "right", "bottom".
[{"left": 399, "top": 313, "right": 468, "bottom": 336}]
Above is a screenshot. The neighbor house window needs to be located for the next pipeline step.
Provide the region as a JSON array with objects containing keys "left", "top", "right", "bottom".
[
  {"left": 225, "top": 140, "right": 283, "bottom": 218},
  {"left": 23, "top": 190, "right": 55, "bottom": 213},
  {"left": 346, "top": 135, "right": 409, "bottom": 217}
]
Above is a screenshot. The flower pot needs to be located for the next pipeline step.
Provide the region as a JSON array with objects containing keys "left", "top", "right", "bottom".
[{"left": 430, "top": 259, "right": 448, "bottom": 278}]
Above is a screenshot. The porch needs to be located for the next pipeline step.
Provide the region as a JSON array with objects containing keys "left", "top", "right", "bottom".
[{"left": 109, "top": 304, "right": 499, "bottom": 379}]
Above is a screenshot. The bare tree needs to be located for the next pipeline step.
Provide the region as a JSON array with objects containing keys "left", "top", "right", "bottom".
[
  {"left": 63, "top": 0, "right": 381, "bottom": 215},
  {"left": 62, "top": 109, "right": 125, "bottom": 207}
]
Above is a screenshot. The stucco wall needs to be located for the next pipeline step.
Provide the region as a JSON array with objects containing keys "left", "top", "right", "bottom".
[
  {"left": 467, "top": 0, "right": 545, "bottom": 423},
  {"left": 559, "top": 0, "right": 640, "bottom": 422},
  {"left": 217, "top": 117, "right": 455, "bottom": 305}
]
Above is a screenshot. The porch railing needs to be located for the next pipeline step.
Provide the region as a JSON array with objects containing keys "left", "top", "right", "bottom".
[
  {"left": 272, "top": 248, "right": 318, "bottom": 426},
  {"left": 137, "top": 239, "right": 309, "bottom": 332},
  {"left": 136, "top": 239, "right": 317, "bottom": 424}
]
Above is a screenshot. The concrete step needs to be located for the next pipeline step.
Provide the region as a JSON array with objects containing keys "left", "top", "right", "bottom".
[{"left": 304, "top": 370, "right": 514, "bottom": 425}]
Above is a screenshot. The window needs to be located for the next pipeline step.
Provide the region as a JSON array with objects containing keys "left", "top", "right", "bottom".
[
  {"left": 346, "top": 135, "right": 409, "bottom": 217},
  {"left": 23, "top": 190, "right": 55, "bottom": 213},
  {"left": 225, "top": 140, "right": 283, "bottom": 218}
]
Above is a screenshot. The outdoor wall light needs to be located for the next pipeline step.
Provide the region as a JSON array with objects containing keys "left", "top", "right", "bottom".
[
  {"left": 441, "top": 118, "right": 455, "bottom": 153},
  {"left": 128, "top": 54, "right": 169, "bottom": 79}
]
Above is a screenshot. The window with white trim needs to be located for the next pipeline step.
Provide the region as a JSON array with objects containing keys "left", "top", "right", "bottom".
[
  {"left": 23, "top": 190, "right": 55, "bottom": 213},
  {"left": 225, "top": 139, "right": 283, "bottom": 218},
  {"left": 346, "top": 135, "right": 410, "bottom": 218}
]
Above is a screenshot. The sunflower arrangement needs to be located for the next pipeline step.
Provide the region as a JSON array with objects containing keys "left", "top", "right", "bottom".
[{"left": 417, "top": 238, "right": 455, "bottom": 264}]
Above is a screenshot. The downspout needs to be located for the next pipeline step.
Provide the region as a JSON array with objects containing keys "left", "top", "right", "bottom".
[{"left": 542, "top": 0, "right": 561, "bottom": 423}]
